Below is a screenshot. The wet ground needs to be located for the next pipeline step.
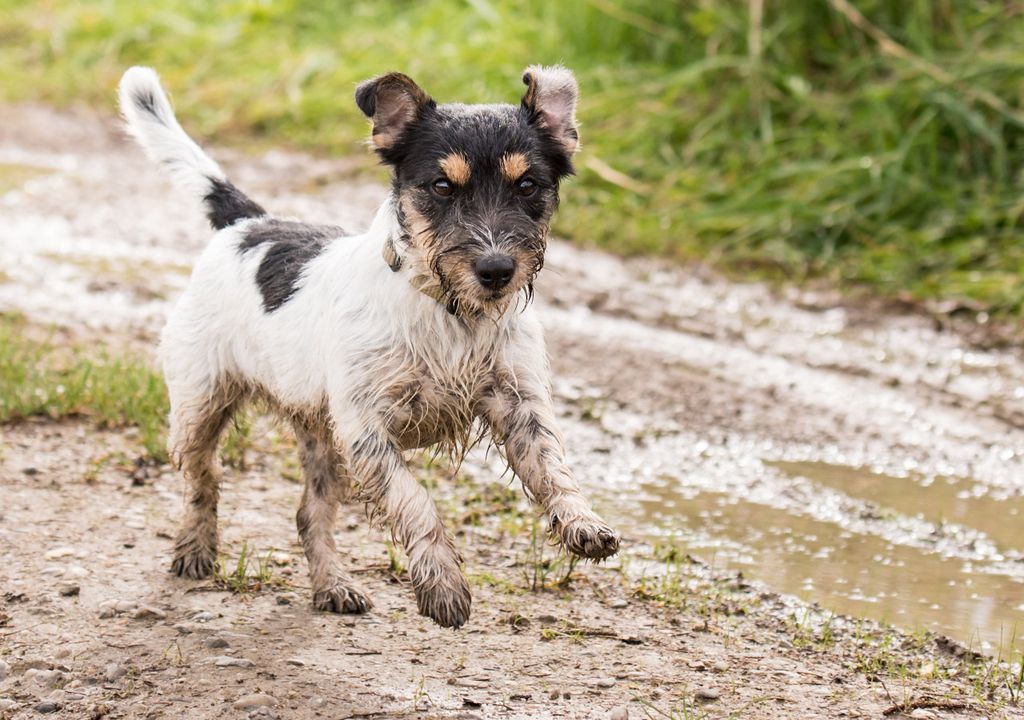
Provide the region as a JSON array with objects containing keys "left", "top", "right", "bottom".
[{"left": 2, "top": 102, "right": 1023, "bottom": 664}]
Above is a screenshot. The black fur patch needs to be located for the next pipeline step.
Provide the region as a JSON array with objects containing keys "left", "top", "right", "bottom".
[
  {"left": 204, "top": 178, "right": 267, "bottom": 230},
  {"left": 240, "top": 219, "right": 348, "bottom": 312}
]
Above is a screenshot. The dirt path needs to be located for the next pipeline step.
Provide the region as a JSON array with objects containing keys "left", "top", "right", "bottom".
[{"left": 1, "top": 104, "right": 1023, "bottom": 719}]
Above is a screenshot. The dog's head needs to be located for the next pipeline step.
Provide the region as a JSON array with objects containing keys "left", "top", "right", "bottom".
[{"left": 356, "top": 66, "right": 579, "bottom": 315}]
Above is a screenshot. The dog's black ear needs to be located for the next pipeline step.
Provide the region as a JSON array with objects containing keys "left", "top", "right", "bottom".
[
  {"left": 355, "top": 73, "right": 433, "bottom": 152},
  {"left": 521, "top": 65, "right": 580, "bottom": 155}
]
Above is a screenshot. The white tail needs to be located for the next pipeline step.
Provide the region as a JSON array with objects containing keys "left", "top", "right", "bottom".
[
  {"left": 118, "top": 67, "right": 265, "bottom": 230},
  {"left": 118, "top": 67, "right": 226, "bottom": 199}
]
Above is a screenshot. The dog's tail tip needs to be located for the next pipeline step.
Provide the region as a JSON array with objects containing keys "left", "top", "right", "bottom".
[{"left": 117, "top": 67, "right": 265, "bottom": 230}]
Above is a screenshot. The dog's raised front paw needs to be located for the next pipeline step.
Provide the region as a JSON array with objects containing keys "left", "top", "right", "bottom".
[
  {"left": 413, "top": 569, "right": 472, "bottom": 629},
  {"left": 313, "top": 581, "right": 373, "bottom": 614},
  {"left": 552, "top": 513, "right": 620, "bottom": 560}
]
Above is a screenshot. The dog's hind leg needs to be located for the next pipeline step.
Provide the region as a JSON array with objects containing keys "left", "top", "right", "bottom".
[
  {"left": 293, "top": 420, "right": 372, "bottom": 614},
  {"left": 167, "top": 377, "right": 243, "bottom": 579}
]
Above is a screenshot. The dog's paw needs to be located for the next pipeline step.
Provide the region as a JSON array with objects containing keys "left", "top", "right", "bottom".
[
  {"left": 413, "top": 570, "right": 472, "bottom": 629},
  {"left": 552, "top": 513, "right": 620, "bottom": 560},
  {"left": 170, "top": 544, "right": 216, "bottom": 579},
  {"left": 313, "top": 581, "right": 373, "bottom": 614}
]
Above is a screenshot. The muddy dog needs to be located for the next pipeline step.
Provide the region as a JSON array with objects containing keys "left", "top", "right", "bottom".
[{"left": 118, "top": 65, "right": 620, "bottom": 628}]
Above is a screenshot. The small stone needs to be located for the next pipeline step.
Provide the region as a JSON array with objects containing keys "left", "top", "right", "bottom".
[
  {"left": 213, "top": 656, "right": 254, "bottom": 668},
  {"left": 132, "top": 605, "right": 166, "bottom": 620},
  {"left": 592, "top": 678, "right": 616, "bottom": 689},
  {"left": 33, "top": 700, "right": 60, "bottom": 714},
  {"left": 104, "top": 664, "right": 127, "bottom": 682},
  {"left": 548, "top": 689, "right": 560, "bottom": 701},
  {"left": 270, "top": 552, "right": 291, "bottom": 566},
  {"left": 44, "top": 547, "right": 75, "bottom": 560},
  {"left": 695, "top": 687, "right": 720, "bottom": 701},
  {"left": 908, "top": 711, "right": 939, "bottom": 720},
  {"left": 609, "top": 598, "right": 628, "bottom": 609},
  {"left": 98, "top": 607, "right": 117, "bottom": 619},
  {"left": 114, "top": 600, "right": 137, "bottom": 614},
  {"left": 0, "top": 660, "right": 9, "bottom": 680},
  {"left": 233, "top": 693, "right": 276, "bottom": 710},
  {"left": 0, "top": 699, "right": 18, "bottom": 711},
  {"left": 284, "top": 658, "right": 305, "bottom": 667},
  {"left": 173, "top": 623, "right": 194, "bottom": 635},
  {"left": 22, "top": 467, "right": 39, "bottom": 476},
  {"left": 57, "top": 583, "right": 80, "bottom": 597},
  {"left": 205, "top": 636, "right": 229, "bottom": 649},
  {"left": 711, "top": 660, "right": 729, "bottom": 673},
  {"left": 247, "top": 709, "right": 278, "bottom": 720},
  {"left": 192, "top": 611, "right": 216, "bottom": 622},
  {"left": 609, "top": 707, "right": 629, "bottom": 720},
  {"left": 27, "top": 669, "right": 66, "bottom": 689}
]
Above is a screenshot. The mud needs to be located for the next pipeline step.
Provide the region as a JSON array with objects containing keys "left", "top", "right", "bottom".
[{"left": 1, "top": 103, "right": 1023, "bottom": 718}]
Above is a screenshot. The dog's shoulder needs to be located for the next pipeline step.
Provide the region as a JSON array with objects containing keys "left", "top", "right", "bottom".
[{"left": 235, "top": 217, "right": 352, "bottom": 312}]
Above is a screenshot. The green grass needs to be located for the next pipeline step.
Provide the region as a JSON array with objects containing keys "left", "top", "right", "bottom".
[
  {"left": 0, "top": 314, "right": 168, "bottom": 459},
  {"left": 2, "top": 1, "right": 1024, "bottom": 314}
]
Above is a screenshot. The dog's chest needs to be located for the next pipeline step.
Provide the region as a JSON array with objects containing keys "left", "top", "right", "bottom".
[{"left": 386, "top": 350, "right": 495, "bottom": 451}]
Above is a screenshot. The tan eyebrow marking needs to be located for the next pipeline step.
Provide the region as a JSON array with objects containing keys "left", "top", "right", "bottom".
[
  {"left": 500, "top": 152, "right": 530, "bottom": 182},
  {"left": 439, "top": 153, "right": 471, "bottom": 185}
]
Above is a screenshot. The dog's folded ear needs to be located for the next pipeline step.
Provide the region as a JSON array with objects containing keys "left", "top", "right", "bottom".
[
  {"left": 355, "top": 73, "right": 434, "bottom": 152},
  {"left": 521, "top": 65, "right": 580, "bottom": 155}
]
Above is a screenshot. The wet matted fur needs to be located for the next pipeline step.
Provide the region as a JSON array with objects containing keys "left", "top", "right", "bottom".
[{"left": 118, "top": 64, "right": 619, "bottom": 629}]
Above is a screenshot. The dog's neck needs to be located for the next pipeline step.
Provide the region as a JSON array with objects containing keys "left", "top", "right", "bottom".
[{"left": 370, "top": 197, "right": 465, "bottom": 318}]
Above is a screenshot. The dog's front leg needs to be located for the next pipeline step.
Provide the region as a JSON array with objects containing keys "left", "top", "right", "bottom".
[
  {"left": 482, "top": 368, "right": 620, "bottom": 561},
  {"left": 333, "top": 406, "right": 471, "bottom": 628}
]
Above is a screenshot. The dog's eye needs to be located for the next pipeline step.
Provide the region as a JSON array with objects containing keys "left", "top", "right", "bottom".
[
  {"left": 432, "top": 179, "right": 453, "bottom": 197},
  {"left": 515, "top": 178, "right": 537, "bottom": 197}
]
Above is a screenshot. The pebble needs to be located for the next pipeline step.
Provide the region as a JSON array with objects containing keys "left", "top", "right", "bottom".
[
  {"left": 548, "top": 689, "right": 560, "bottom": 701},
  {"left": 44, "top": 547, "right": 75, "bottom": 560},
  {"left": 173, "top": 623, "right": 194, "bottom": 635},
  {"left": 609, "top": 598, "right": 628, "bottom": 609},
  {"left": 192, "top": 611, "right": 217, "bottom": 622},
  {"left": 592, "top": 678, "right": 616, "bottom": 689},
  {"left": 711, "top": 660, "right": 729, "bottom": 673},
  {"left": 270, "top": 552, "right": 292, "bottom": 566},
  {"left": 26, "top": 669, "right": 66, "bottom": 689},
  {"left": 132, "top": 605, "right": 166, "bottom": 620},
  {"left": 115, "top": 600, "right": 137, "bottom": 614},
  {"left": 213, "top": 656, "right": 254, "bottom": 668},
  {"left": 909, "top": 711, "right": 939, "bottom": 720},
  {"left": 33, "top": 701, "right": 60, "bottom": 714},
  {"left": 0, "top": 699, "right": 17, "bottom": 712},
  {"left": 105, "top": 664, "right": 127, "bottom": 682},
  {"left": 248, "top": 709, "right": 278, "bottom": 720},
  {"left": 695, "top": 687, "right": 720, "bottom": 701},
  {"left": 284, "top": 658, "right": 305, "bottom": 667},
  {"left": 233, "top": 693, "right": 277, "bottom": 710},
  {"left": 205, "top": 636, "right": 229, "bottom": 649},
  {"left": 0, "top": 660, "right": 9, "bottom": 680},
  {"left": 57, "top": 583, "right": 80, "bottom": 597},
  {"left": 609, "top": 708, "right": 629, "bottom": 720}
]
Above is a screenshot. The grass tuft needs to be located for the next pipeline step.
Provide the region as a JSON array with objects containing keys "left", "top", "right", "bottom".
[{"left": 0, "top": 315, "right": 168, "bottom": 459}]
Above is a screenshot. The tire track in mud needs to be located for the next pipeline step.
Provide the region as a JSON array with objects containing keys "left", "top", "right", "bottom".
[{"left": 2, "top": 104, "right": 1022, "bottom": 655}]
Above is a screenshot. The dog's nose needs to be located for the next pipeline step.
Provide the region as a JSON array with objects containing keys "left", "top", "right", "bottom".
[{"left": 473, "top": 255, "right": 516, "bottom": 291}]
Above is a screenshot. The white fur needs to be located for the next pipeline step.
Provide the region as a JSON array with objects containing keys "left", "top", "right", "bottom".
[{"left": 118, "top": 67, "right": 226, "bottom": 200}]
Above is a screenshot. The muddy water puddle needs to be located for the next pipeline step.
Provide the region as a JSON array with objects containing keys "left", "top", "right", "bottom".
[{"left": 602, "top": 462, "right": 1024, "bottom": 655}]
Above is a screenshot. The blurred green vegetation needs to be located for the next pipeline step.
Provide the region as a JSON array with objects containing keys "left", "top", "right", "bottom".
[
  {"left": 0, "top": 315, "right": 168, "bottom": 458},
  {"left": 2, "top": 1, "right": 1024, "bottom": 313}
]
